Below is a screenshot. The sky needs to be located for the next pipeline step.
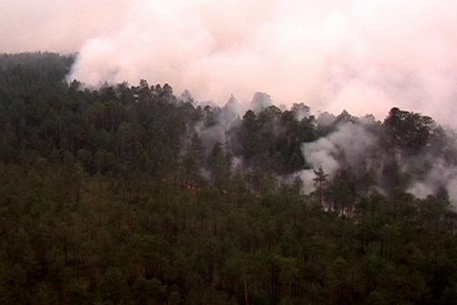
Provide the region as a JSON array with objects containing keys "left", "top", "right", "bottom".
[{"left": 2, "top": 0, "right": 457, "bottom": 125}]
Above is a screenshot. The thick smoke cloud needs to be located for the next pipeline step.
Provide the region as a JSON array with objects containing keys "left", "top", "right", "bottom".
[
  {"left": 2, "top": 0, "right": 457, "bottom": 126},
  {"left": 0, "top": 0, "right": 129, "bottom": 53}
]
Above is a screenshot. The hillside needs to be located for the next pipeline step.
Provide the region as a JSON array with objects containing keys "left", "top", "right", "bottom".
[{"left": 1, "top": 53, "right": 457, "bottom": 305}]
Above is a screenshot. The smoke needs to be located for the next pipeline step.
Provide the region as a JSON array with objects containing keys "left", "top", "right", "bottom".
[
  {"left": 305, "top": 122, "right": 378, "bottom": 176},
  {"left": 2, "top": 0, "right": 457, "bottom": 126},
  {"left": 408, "top": 160, "right": 457, "bottom": 203},
  {"left": 194, "top": 95, "right": 242, "bottom": 152},
  {"left": 297, "top": 118, "right": 457, "bottom": 204},
  {"left": 292, "top": 103, "right": 311, "bottom": 121},
  {"left": 298, "top": 121, "right": 378, "bottom": 193},
  {"left": 64, "top": 0, "right": 457, "bottom": 126},
  {"left": 0, "top": 0, "right": 129, "bottom": 53},
  {"left": 250, "top": 92, "right": 273, "bottom": 114}
]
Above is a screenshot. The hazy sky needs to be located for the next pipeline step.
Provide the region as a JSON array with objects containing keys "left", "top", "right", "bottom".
[{"left": 2, "top": 0, "right": 457, "bottom": 125}]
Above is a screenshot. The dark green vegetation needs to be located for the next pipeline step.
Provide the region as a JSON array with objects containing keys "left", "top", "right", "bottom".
[{"left": 1, "top": 52, "right": 457, "bottom": 305}]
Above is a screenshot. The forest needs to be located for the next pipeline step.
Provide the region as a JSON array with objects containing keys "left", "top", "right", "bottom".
[{"left": 1, "top": 52, "right": 457, "bottom": 305}]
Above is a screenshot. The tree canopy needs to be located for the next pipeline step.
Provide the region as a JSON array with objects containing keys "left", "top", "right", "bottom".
[{"left": 1, "top": 52, "right": 457, "bottom": 305}]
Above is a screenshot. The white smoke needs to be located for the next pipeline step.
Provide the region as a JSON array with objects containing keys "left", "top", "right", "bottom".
[
  {"left": 298, "top": 121, "right": 457, "bottom": 205},
  {"left": 194, "top": 95, "right": 243, "bottom": 152},
  {"left": 304, "top": 122, "right": 377, "bottom": 176},
  {"left": 55, "top": 0, "right": 457, "bottom": 127},
  {"left": 250, "top": 92, "right": 273, "bottom": 114},
  {"left": 408, "top": 160, "right": 457, "bottom": 204},
  {"left": 298, "top": 122, "right": 378, "bottom": 193},
  {"left": 3, "top": 0, "right": 457, "bottom": 126},
  {"left": 0, "top": 0, "right": 130, "bottom": 53},
  {"left": 292, "top": 103, "right": 311, "bottom": 121}
]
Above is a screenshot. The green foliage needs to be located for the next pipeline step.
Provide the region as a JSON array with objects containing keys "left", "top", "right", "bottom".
[{"left": 1, "top": 52, "right": 457, "bottom": 305}]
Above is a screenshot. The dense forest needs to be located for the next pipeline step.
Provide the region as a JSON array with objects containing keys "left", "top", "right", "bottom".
[{"left": 1, "top": 52, "right": 457, "bottom": 305}]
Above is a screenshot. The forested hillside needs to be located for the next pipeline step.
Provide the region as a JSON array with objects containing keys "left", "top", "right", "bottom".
[{"left": 1, "top": 53, "right": 457, "bottom": 305}]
